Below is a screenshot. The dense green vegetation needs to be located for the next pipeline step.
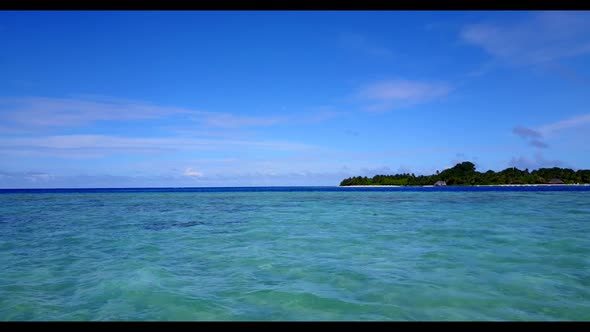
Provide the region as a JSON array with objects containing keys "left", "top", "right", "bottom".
[{"left": 340, "top": 161, "right": 590, "bottom": 186}]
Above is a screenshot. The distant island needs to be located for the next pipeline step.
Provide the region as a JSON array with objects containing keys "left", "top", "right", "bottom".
[{"left": 340, "top": 161, "right": 590, "bottom": 186}]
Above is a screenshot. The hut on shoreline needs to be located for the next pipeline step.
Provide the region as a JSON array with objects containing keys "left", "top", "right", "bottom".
[{"left": 548, "top": 178, "right": 565, "bottom": 184}]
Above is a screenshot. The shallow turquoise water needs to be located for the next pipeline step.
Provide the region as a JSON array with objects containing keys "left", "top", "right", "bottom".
[{"left": 1, "top": 189, "right": 589, "bottom": 320}]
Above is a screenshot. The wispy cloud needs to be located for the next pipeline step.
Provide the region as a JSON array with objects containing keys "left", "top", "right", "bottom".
[
  {"left": 512, "top": 126, "right": 547, "bottom": 148},
  {"left": 0, "top": 169, "right": 353, "bottom": 188},
  {"left": 197, "top": 112, "right": 285, "bottom": 128},
  {"left": 513, "top": 113, "right": 590, "bottom": 149},
  {"left": 465, "top": 61, "right": 499, "bottom": 78},
  {"left": 358, "top": 80, "right": 452, "bottom": 112},
  {"left": 513, "top": 126, "right": 548, "bottom": 149},
  {"left": 23, "top": 172, "right": 54, "bottom": 183},
  {"left": 301, "top": 109, "right": 343, "bottom": 124},
  {"left": 0, "top": 96, "right": 289, "bottom": 131},
  {"left": 529, "top": 139, "right": 549, "bottom": 149},
  {"left": 0, "top": 135, "right": 316, "bottom": 157},
  {"left": 538, "top": 113, "right": 590, "bottom": 136},
  {"left": 359, "top": 166, "right": 393, "bottom": 177},
  {"left": 0, "top": 124, "right": 34, "bottom": 135},
  {"left": 0, "top": 170, "right": 55, "bottom": 185},
  {"left": 286, "top": 106, "right": 347, "bottom": 125},
  {"left": 340, "top": 33, "right": 393, "bottom": 57},
  {"left": 542, "top": 62, "right": 590, "bottom": 88},
  {"left": 183, "top": 167, "right": 203, "bottom": 177},
  {"left": 462, "top": 11, "right": 590, "bottom": 66},
  {"left": 0, "top": 96, "right": 192, "bottom": 128},
  {"left": 450, "top": 152, "right": 476, "bottom": 167},
  {"left": 0, "top": 171, "right": 174, "bottom": 189},
  {"left": 509, "top": 152, "right": 566, "bottom": 170},
  {"left": 513, "top": 126, "right": 543, "bottom": 140}
]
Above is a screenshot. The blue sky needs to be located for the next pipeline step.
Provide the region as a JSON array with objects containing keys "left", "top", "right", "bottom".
[{"left": 1, "top": 10, "right": 590, "bottom": 187}]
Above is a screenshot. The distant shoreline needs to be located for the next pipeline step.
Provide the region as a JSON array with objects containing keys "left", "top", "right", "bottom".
[
  {"left": 340, "top": 161, "right": 590, "bottom": 187},
  {"left": 340, "top": 184, "right": 590, "bottom": 187}
]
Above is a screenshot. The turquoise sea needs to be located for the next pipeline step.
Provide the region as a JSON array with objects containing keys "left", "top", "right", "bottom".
[{"left": 1, "top": 186, "right": 589, "bottom": 321}]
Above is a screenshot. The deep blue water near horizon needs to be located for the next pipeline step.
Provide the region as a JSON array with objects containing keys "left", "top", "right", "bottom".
[
  {"left": 1, "top": 186, "right": 589, "bottom": 320},
  {"left": 3, "top": 185, "right": 590, "bottom": 194}
]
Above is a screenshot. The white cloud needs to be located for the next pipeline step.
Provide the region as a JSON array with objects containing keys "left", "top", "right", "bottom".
[
  {"left": 462, "top": 11, "right": 590, "bottom": 66},
  {"left": 0, "top": 135, "right": 316, "bottom": 157},
  {"left": 0, "top": 171, "right": 56, "bottom": 183},
  {"left": 358, "top": 80, "right": 452, "bottom": 112},
  {"left": 538, "top": 113, "right": 590, "bottom": 136},
  {"left": 0, "top": 96, "right": 289, "bottom": 131},
  {"left": 198, "top": 112, "right": 285, "bottom": 128},
  {"left": 0, "top": 169, "right": 353, "bottom": 188},
  {"left": 0, "top": 96, "right": 192, "bottom": 128},
  {"left": 183, "top": 168, "right": 203, "bottom": 177},
  {"left": 24, "top": 172, "right": 53, "bottom": 182}
]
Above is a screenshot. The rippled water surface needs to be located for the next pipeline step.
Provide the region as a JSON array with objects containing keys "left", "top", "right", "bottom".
[{"left": 1, "top": 187, "right": 589, "bottom": 320}]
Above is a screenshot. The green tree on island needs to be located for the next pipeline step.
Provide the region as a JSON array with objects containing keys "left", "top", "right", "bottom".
[{"left": 340, "top": 162, "right": 590, "bottom": 186}]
